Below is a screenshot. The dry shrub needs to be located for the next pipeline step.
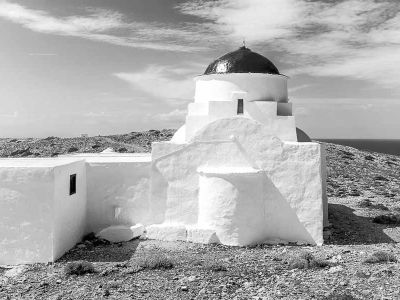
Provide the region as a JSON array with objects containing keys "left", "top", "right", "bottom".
[
  {"left": 324, "top": 291, "right": 356, "bottom": 299},
  {"left": 190, "top": 259, "right": 203, "bottom": 266},
  {"left": 67, "top": 146, "right": 79, "bottom": 153},
  {"left": 288, "top": 252, "right": 330, "bottom": 269},
  {"left": 64, "top": 261, "right": 95, "bottom": 276},
  {"left": 203, "top": 260, "right": 227, "bottom": 272},
  {"left": 364, "top": 251, "right": 397, "bottom": 264},
  {"left": 138, "top": 253, "right": 174, "bottom": 270},
  {"left": 359, "top": 199, "right": 389, "bottom": 211},
  {"left": 373, "top": 214, "right": 400, "bottom": 225}
]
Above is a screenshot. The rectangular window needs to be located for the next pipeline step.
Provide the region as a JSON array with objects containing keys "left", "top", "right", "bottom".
[
  {"left": 69, "top": 174, "right": 76, "bottom": 195},
  {"left": 237, "top": 99, "right": 244, "bottom": 115}
]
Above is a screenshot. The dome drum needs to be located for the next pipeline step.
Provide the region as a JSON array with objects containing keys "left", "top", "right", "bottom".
[{"left": 194, "top": 72, "right": 288, "bottom": 103}]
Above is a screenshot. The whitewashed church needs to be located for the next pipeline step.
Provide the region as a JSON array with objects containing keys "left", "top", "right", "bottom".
[{"left": 0, "top": 46, "right": 327, "bottom": 265}]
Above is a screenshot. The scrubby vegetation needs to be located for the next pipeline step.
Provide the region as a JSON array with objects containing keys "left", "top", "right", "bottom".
[
  {"left": 359, "top": 199, "right": 389, "bottom": 210},
  {"left": 364, "top": 251, "right": 397, "bottom": 264},
  {"left": 136, "top": 253, "right": 174, "bottom": 270},
  {"left": 1, "top": 135, "right": 400, "bottom": 299},
  {"left": 203, "top": 260, "right": 228, "bottom": 272},
  {"left": 287, "top": 252, "right": 331, "bottom": 269},
  {"left": 64, "top": 261, "right": 95, "bottom": 276},
  {"left": 0, "top": 129, "right": 175, "bottom": 157}
]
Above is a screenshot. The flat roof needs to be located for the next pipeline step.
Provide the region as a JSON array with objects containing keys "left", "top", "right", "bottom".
[
  {"left": 62, "top": 152, "right": 152, "bottom": 163},
  {"left": 65, "top": 152, "right": 150, "bottom": 157},
  {"left": 82, "top": 156, "right": 151, "bottom": 163},
  {"left": 0, "top": 157, "right": 85, "bottom": 168}
]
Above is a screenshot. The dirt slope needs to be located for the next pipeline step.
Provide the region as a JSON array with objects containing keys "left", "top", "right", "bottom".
[{"left": 1, "top": 134, "right": 400, "bottom": 299}]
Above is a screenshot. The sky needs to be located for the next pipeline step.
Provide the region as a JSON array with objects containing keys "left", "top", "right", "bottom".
[{"left": 0, "top": 0, "right": 399, "bottom": 139}]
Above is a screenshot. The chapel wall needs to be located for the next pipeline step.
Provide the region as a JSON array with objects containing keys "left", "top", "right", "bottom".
[
  {"left": 84, "top": 158, "right": 151, "bottom": 233},
  {"left": 53, "top": 160, "right": 87, "bottom": 261},
  {"left": 0, "top": 166, "right": 54, "bottom": 264}
]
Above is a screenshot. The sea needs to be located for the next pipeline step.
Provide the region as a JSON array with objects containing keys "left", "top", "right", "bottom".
[{"left": 316, "top": 139, "right": 400, "bottom": 156}]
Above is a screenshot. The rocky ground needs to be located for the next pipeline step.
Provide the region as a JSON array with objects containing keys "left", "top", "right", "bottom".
[
  {"left": 0, "top": 129, "right": 175, "bottom": 157},
  {"left": 1, "top": 133, "right": 400, "bottom": 299}
]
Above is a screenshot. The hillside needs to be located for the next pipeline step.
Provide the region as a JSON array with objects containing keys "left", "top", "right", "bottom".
[
  {"left": 1, "top": 133, "right": 400, "bottom": 299},
  {"left": 0, "top": 129, "right": 175, "bottom": 157}
]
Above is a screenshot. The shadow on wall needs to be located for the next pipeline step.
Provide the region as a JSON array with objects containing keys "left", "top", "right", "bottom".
[
  {"left": 327, "top": 204, "right": 395, "bottom": 245},
  {"left": 59, "top": 239, "right": 141, "bottom": 263}
]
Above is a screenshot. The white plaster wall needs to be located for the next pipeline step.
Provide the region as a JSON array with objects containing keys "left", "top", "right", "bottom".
[
  {"left": 152, "top": 142, "right": 186, "bottom": 159},
  {"left": 151, "top": 140, "right": 252, "bottom": 225},
  {"left": 194, "top": 73, "right": 288, "bottom": 103},
  {"left": 184, "top": 102, "right": 238, "bottom": 141},
  {"left": 242, "top": 102, "right": 296, "bottom": 141},
  {"left": 185, "top": 115, "right": 217, "bottom": 141},
  {"left": 208, "top": 101, "right": 237, "bottom": 118},
  {"left": 84, "top": 157, "right": 151, "bottom": 233},
  {"left": 53, "top": 161, "right": 87, "bottom": 261},
  {"left": 268, "top": 116, "right": 297, "bottom": 142},
  {"left": 191, "top": 117, "right": 297, "bottom": 147},
  {"left": 320, "top": 144, "right": 329, "bottom": 227},
  {"left": 152, "top": 125, "right": 324, "bottom": 245},
  {"left": 198, "top": 168, "right": 267, "bottom": 246},
  {"left": 170, "top": 125, "right": 186, "bottom": 144},
  {"left": 190, "top": 118, "right": 323, "bottom": 244},
  {"left": 188, "top": 103, "right": 208, "bottom": 115},
  {"left": 245, "top": 101, "right": 277, "bottom": 120},
  {"left": 0, "top": 166, "right": 54, "bottom": 264},
  {"left": 183, "top": 118, "right": 323, "bottom": 244},
  {"left": 184, "top": 102, "right": 296, "bottom": 142},
  {"left": 261, "top": 172, "right": 316, "bottom": 244},
  {"left": 270, "top": 142, "right": 324, "bottom": 245}
]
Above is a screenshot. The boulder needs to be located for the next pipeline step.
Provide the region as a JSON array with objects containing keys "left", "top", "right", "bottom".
[
  {"left": 96, "top": 225, "right": 134, "bottom": 243},
  {"left": 130, "top": 224, "right": 145, "bottom": 238}
]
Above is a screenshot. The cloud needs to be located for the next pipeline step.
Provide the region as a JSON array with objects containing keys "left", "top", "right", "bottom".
[
  {"left": 2, "top": 0, "right": 400, "bottom": 89},
  {"left": 0, "top": 1, "right": 208, "bottom": 52},
  {"left": 113, "top": 63, "right": 203, "bottom": 105},
  {"left": 28, "top": 53, "right": 57, "bottom": 56},
  {"left": 292, "top": 97, "right": 400, "bottom": 105},
  {"left": 288, "top": 84, "right": 312, "bottom": 93},
  {"left": 179, "top": 0, "right": 309, "bottom": 42},
  {"left": 83, "top": 111, "right": 107, "bottom": 118},
  {"left": 151, "top": 109, "right": 187, "bottom": 122},
  {"left": 293, "top": 106, "right": 308, "bottom": 116},
  {"left": 178, "top": 0, "right": 400, "bottom": 91}
]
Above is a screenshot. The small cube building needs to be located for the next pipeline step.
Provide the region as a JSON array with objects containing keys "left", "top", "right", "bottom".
[{"left": 0, "top": 158, "right": 86, "bottom": 264}]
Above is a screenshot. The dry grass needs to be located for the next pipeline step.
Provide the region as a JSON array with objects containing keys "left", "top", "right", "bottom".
[
  {"left": 364, "top": 251, "right": 397, "bottom": 264},
  {"left": 325, "top": 292, "right": 356, "bottom": 299},
  {"left": 203, "top": 260, "right": 228, "bottom": 272},
  {"left": 288, "top": 252, "right": 331, "bottom": 269},
  {"left": 64, "top": 261, "right": 95, "bottom": 276},
  {"left": 137, "top": 253, "right": 174, "bottom": 270},
  {"left": 358, "top": 199, "right": 389, "bottom": 211}
]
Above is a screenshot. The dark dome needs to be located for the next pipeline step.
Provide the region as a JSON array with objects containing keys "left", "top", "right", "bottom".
[{"left": 204, "top": 46, "right": 280, "bottom": 75}]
